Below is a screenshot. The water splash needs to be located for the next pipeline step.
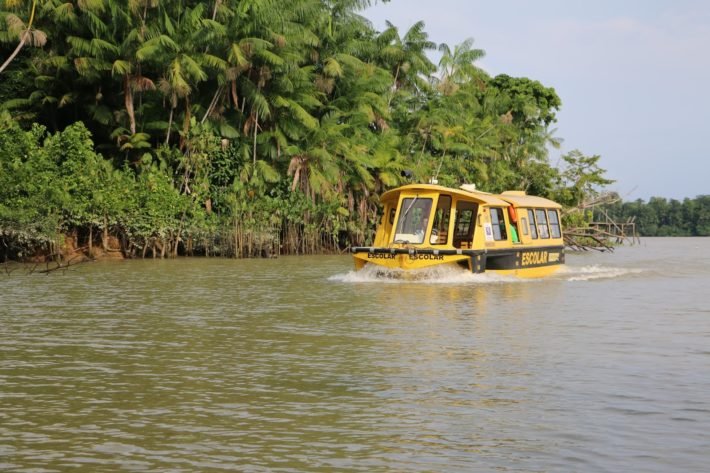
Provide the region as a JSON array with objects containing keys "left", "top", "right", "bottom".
[
  {"left": 331, "top": 263, "right": 644, "bottom": 284},
  {"left": 561, "top": 264, "right": 644, "bottom": 282},
  {"left": 329, "top": 264, "right": 520, "bottom": 285}
]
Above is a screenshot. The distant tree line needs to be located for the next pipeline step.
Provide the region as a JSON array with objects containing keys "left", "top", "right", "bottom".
[
  {"left": 1, "top": 0, "right": 612, "bottom": 261},
  {"left": 600, "top": 196, "right": 710, "bottom": 237}
]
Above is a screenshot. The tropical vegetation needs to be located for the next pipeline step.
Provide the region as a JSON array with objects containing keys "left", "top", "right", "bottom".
[
  {"left": 599, "top": 196, "right": 710, "bottom": 237},
  {"left": 1, "top": 0, "right": 615, "bottom": 261}
]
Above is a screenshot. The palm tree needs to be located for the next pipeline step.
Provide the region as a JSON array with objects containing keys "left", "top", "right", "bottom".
[
  {"left": 437, "top": 38, "right": 486, "bottom": 95},
  {"left": 109, "top": 0, "right": 158, "bottom": 136},
  {"left": 139, "top": 3, "right": 226, "bottom": 145},
  {"left": 0, "top": 0, "right": 46, "bottom": 75},
  {"left": 376, "top": 20, "right": 436, "bottom": 107},
  {"left": 288, "top": 112, "right": 349, "bottom": 200}
]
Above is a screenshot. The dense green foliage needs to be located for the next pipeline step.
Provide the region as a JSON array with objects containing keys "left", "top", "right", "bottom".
[
  {"left": 600, "top": 196, "right": 710, "bottom": 237},
  {"left": 0, "top": 0, "right": 616, "bottom": 260}
]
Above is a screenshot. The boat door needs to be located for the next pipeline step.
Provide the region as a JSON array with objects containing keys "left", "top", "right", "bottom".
[{"left": 453, "top": 201, "right": 478, "bottom": 248}]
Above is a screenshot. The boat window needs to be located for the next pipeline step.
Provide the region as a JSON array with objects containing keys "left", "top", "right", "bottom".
[
  {"left": 455, "top": 210, "right": 473, "bottom": 238},
  {"left": 527, "top": 209, "right": 538, "bottom": 239},
  {"left": 490, "top": 208, "right": 508, "bottom": 241},
  {"left": 393, "top": 197, "right": 432, "bottom": 244},
  {"left": 430, "top": 195, "right": 451, "bottom": 245},
  {"left": 536, "top": 209, "right": 550, "bottom": 239},
  {"left": 548, "top": 209, "right": 561, "bottom": 238},
  {"left": 453, "top": 201, "right": 478, "bottom": 248},
  {"left": 521, "top": 216, "right": 529, "bottom": 236}
]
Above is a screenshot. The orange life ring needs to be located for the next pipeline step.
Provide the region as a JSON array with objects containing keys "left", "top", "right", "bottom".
[{"left": 508, "top": 206, "right": 518, "bottom": 223}]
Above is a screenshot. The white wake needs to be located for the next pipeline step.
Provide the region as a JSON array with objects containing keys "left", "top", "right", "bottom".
[
  {"left": 559, "top": 264, "right": 644, "bottom": 282},
  {"left": 330, "top": 262, "right": 645, "bottom": 284},
  {"left": 329, "top": 264, "right": 520, "bottom": 284}
]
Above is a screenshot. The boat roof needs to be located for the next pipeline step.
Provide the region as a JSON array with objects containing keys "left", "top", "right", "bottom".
[
  {"left": 500, "top": 191, "right": 562, "bottom": 209},
  {"left": 380, "top": 184, "right": 562, "bottom": 208},
  {"left": 380, "top": 184, "right": 511, "bottom": 206}
]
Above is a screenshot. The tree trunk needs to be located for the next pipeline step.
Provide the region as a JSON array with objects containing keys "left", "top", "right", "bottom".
[
  {"left": 124, "top": 75, "right": 136, "bottom": 135},
  {"left": 0, "top": 34, "right": 27, "bottom": 75},
  {"left": 387, "top": 63, "right": 401, "bottom": 107},
  {"left": 0, "top": 0, "right": 36, "bottom": 75},
  {"left": 179, "top": 97, "right": 191, "bottom": 151},
  {"left": 165, "top": 106, "right": 174, "bottom": 145},
  {"left": 231, "top": 80, "right": 239, "bottom": 108},
  {"left": 102, "top": 213, "right": 109, "bottom": 251},
  {"left": 211, "top": 0, "right": 221, "bottom": 20},
  {"left": 201, "top": 85, "right": 223, "bottom": 124},
  {"left": 252, "top": 111, "right": 259, "bottom": 166},
  {"left": 416, "top": 129, "right": 430, "bottom": 165},
  {"left": 234, "top": 218, "right": 239, "bottom": 258}
]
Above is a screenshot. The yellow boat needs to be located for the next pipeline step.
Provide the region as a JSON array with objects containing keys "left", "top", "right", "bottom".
[{"left": 351, "top": 183, "right": 565, "bottom": 277}]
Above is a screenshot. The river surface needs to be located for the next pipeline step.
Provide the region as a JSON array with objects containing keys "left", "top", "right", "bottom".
[{"left": 1, "top": 237, "right": 709, "bottom": 472}]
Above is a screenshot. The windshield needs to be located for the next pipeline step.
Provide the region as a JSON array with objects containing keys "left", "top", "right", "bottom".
[{"left": 393, "top": 197, "right": 432, "bottom": 244}]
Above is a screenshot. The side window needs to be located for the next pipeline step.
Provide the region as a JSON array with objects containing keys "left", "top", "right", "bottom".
[
  {"left": 536, "top": 209, "right": 550, "bottom": 239},
  {"left": 389, "top": 208, "right": 395, "bottom": 225},
  {"left": 527, "top": 209, "right": 538, "bottom": 239},
  {"left": 548, "top": 209, "right": 561, "bottom": 238},
  {"left": 455, "top": 210, "right": 474, "bottom": 238},
  {"left": 453, "top": 201, "right": 478, "bottom": 248},
  {"left": 431, "top": 195, "right": 452, "bottom": 245},
  {"left": 490, "top": 208, "right": 508, "bottom": 241},
  {"left": 521, "top": 216, "right": 529, "bottom": 236}
]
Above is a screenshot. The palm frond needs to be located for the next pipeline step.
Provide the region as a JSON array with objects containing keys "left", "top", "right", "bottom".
[
  {"left": 0, "top": 97, "right": 32, "bottom": 110},
  {"left": 228, "top": 43, "right": 249, "bottom": 67},
  {"left": 4, "top": 14, "right": 25, "bottom": 37},
  {"left": 323, "top": 57, "right": 343, "bottom": 78},
  {"left": 83, "top": 10, "right": 109, "bottom": 37},
  {"left": 180, "top": 54, "right": 208, "bottom": 82},
  {"left": 200, "top": 53, "right": 228, "bottom": 71},
  {"left": 219, "top": 122, "right": 240, "bottom": 139},
  {"left": 52, "top": 2, "right": 77, "bottom": 24},
  {"left": 255, "top": 159, "right": 280, "bottom": 183},
  {"left": 59, "top": 92, "right": 77, "bottom": 108},
  {"left": 255, "top": 49, "right": 285, "bottom": 67},
  {"left": 250, "top": 92, "right": 271, "bottom": 119},
  {"left": 111, "top": 59, "right": 132, "bottom": 76}
]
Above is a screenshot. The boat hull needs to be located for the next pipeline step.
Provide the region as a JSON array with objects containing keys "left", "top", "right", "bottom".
[{"left": 351, "top": 245, "right": 564, "bottom": 277}]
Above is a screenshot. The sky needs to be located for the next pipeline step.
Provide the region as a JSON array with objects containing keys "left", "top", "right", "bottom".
[{"left": 363, "top": 0, "right": 710, "bottom": 201}]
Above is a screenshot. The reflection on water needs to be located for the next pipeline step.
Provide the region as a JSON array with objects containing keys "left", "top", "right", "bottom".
[{"left": 1, "top": 238, "right": 710, "bottom": 472}]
